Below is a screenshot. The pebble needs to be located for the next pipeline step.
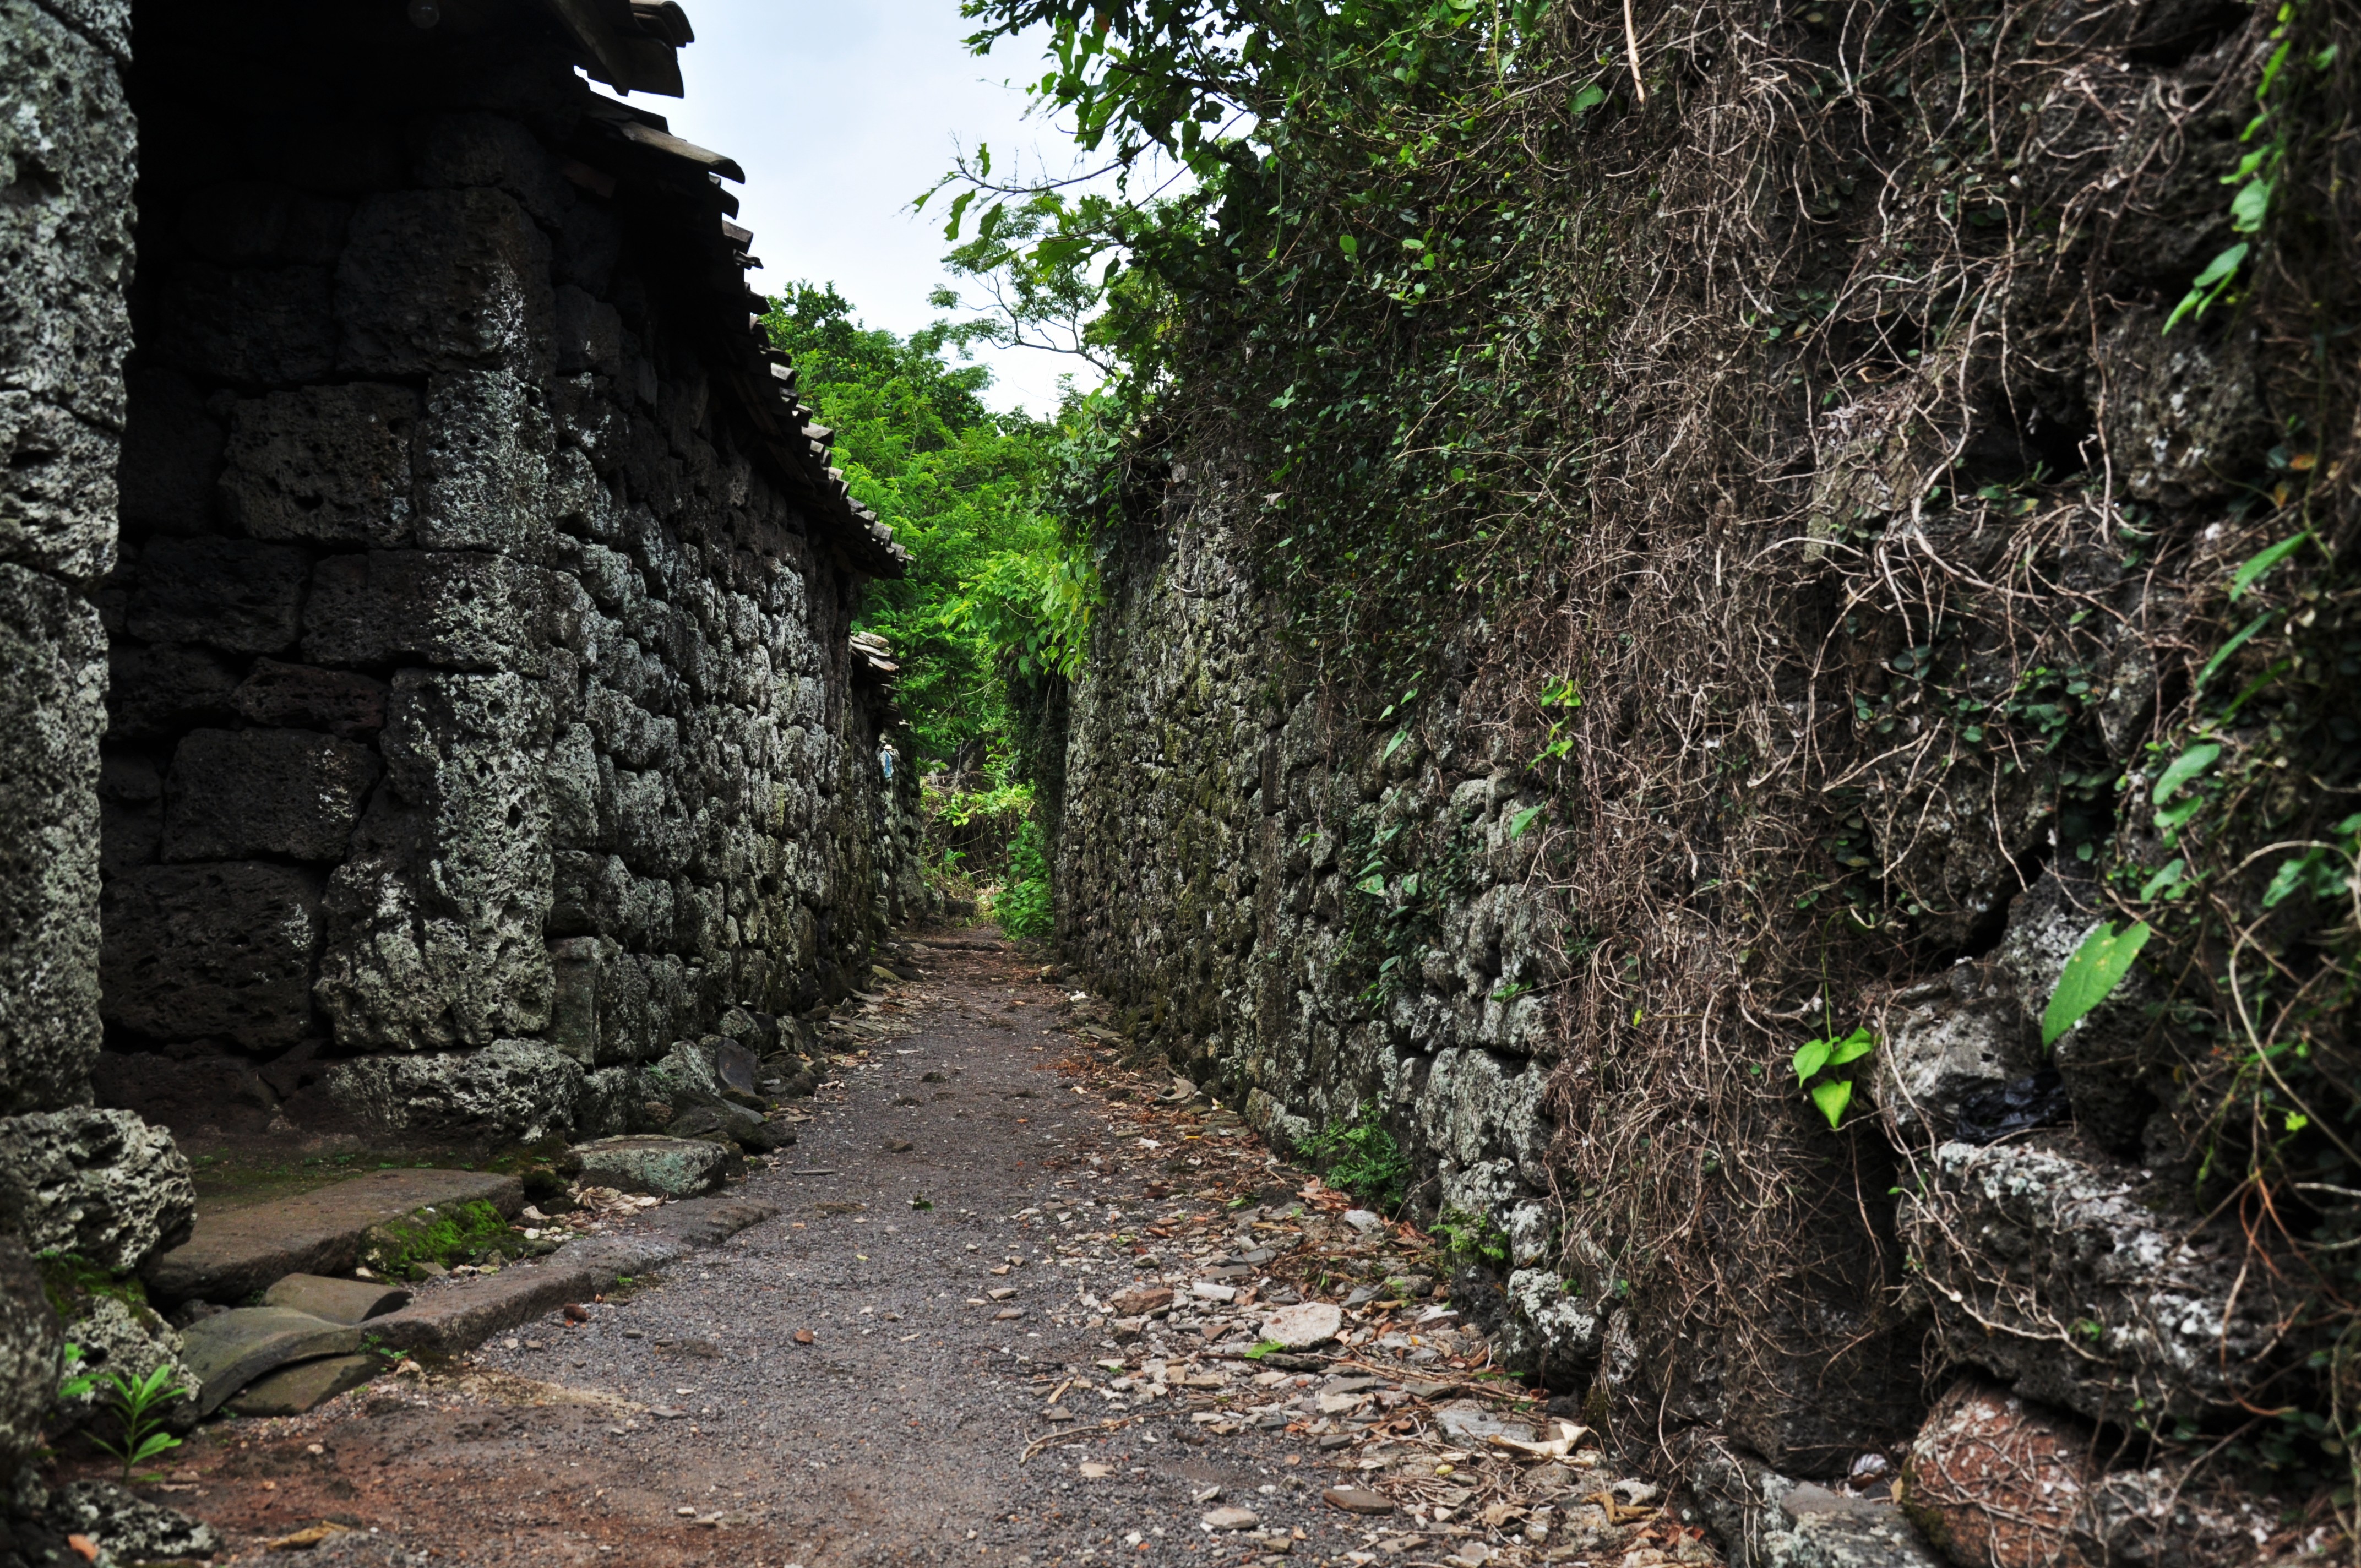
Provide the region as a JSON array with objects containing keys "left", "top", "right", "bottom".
[{"left": 1202, "top": 1507, "right": 1260, "bottom": 1531}]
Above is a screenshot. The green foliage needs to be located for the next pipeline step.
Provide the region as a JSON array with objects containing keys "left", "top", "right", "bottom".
[
  {"left": 81, "top": 1362, "right": 191, "bottom": 1481},
  {"left": 993, "top": 817, "right": 1057, "bottom": 940},
  {"left": 39, "top": 1253, "right": 150, "bottom": 1324},
  {"left": 2041, "top": 922, "right": 2153, "bottom": 1049},
  {"left": 2164, "top": 2, "right": 2336, "bottom": 331},
  {"left": 1302, "top": 1102, "right": 1411, "bottom": 1212},
  {"left": 58, "top": 1342, "right": 95, "bottom": 1401},
  {"left": 758, "top": 284, "right": 1094, "bottom": 764},
  {"left": 1429, "top": 1206, "right": 1510, "bottom": 1266},
  {"left": 1792, "top": 1028, "right": 1878, "bottom": 1130}
]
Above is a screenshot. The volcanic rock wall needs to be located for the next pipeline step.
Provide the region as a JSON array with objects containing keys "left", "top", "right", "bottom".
[
  {"left": 90, "top": 0, "right": 920, "bottom": 1150},
  {"left": 0, "top": 0, "right": 918, "bottom": 1483},
  {"left": 1044, "top": 0, "right": 2359, "bottom": 1555}
]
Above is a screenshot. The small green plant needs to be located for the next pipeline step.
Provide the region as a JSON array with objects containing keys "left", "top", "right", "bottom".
[
  {"left": 1430, "top": 1207, "right": 1510, "bottom": 1266},
  {"left": 2042, "top": 921, "right": 2153, "bottom": 1047},
  {"left": 1302, "top": 1102, "right": 1411, "bottom": 1212},
  {"left": 78, "top": 1363, "right": 191, "bottom": 1482},
  {"left": 1793, "top": 1027, "right": 1877, "bottom": 1129},
  {"left": 58, "top": 1342, "right": 94, "bottom": 1400}
]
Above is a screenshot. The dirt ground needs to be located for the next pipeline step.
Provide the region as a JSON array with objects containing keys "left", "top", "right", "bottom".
[{"left": 63, "top": 934, "right": 1717, "bottom": 1568}]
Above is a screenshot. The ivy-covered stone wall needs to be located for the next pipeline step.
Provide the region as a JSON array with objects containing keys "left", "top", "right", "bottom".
[{"left": 1043, "top": 0, "right": 2361, "bottom": 1556}]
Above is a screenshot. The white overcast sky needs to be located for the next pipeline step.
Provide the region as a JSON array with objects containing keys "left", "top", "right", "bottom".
[{"left": 627, "top": 0, "right": 1091, "bottom": 415}]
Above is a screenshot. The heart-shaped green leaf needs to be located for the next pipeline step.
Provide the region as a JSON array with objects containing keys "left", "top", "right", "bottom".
[
  {"left": 1809, "top": 1078, "right": 1853, "bottom": 1129},
  {"left": 1792, "top": 1038, "right": 1834, "bottom": 1085}
]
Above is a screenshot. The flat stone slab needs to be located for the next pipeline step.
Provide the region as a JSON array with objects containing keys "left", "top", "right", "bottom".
[
  {"left": 225, "top": 1353, "right": 382, "bottom": 1417},
  {"left": 569, "top": 1135, "right": 737, "bottom": 1197},
  {"left": 261, "top": 1273, "right": 411, "bottom": 1325},
  {"left": 1433, "top": 1401, "right": 1535, "bottom": 1446},
  {"left": 144, "top": 1169, "right": 523, "bottom": 1306},
  {"left": 366, "top": 1195, "right": 777, "bottom": 1356},
  {"left": 179, "top": 1307, "right": 363, "bottom": 1415},
  {"left": 1260, "top": 1301, "right": 1343, "bottom": 1348}
]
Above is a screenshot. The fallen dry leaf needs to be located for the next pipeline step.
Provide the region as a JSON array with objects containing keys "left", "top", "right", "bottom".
[{"left": 266, "top": 1522, "right": 352, "bottom": 1550}]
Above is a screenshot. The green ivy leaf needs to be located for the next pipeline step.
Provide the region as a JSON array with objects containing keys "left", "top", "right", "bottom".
[
  {"left": 2041, "top": 921, "right": 2152, "bottom": 1048},
  {"left": 2230, "top": 532, "right": 2309, "bottom": 599},
  {"left": 2164, "top": 243, "right": 2248, "bottom": 333},
  {"left": 2151, "top": 742, "right": 2222, "bottom": 805},
  {"left": 1339, "top": 233, "right": 1359, "bottom": 258},
  {"left": 2228, "top": 176, "right": 2273, "bottom": 232},
  {"left": 1824, "top": 1027, "right": 1877, "bottom": 1069},
  {"left": 1808, "top": 1078, "right": 1853, "bottom": 1129},
  {"left": 1792, "top": 1038, "right": 1834, "bottom": 1086}
]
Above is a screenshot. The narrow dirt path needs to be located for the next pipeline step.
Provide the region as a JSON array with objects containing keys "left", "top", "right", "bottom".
[{"left": 113, "top": 933, "right": 1709, "bottom": 1568}]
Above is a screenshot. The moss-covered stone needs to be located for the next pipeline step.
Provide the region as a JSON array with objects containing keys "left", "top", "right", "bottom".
[{"left": 357, "top": 1200, "right": 524, "bottom": 1282}]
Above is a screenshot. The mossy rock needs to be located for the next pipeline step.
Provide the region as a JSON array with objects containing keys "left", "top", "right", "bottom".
[
  {"left": 358, "top": 1200, "right": 525, "bottom": 1281},
  {"left": 39, "top": 1252, "right": 153, "bottom": 1323}
]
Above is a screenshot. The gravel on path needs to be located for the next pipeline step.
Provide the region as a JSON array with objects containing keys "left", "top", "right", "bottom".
[{"left": 89, "top": 933, "right": 1721, "bottom": 1568}]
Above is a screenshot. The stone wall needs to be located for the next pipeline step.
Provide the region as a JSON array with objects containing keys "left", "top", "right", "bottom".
[
  {"left": 0, "top": 0, "right": 918, "bottom": 1483},
  {"left": 1047, "top": 2, "right": 2353, "bottom": 1532},
  {"left": 86, "top": 0, "right": 919, "bottom": 1151}
]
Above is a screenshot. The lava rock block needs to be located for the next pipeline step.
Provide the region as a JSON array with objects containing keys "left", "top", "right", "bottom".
[
  {"left": 314, "top": 670, "right": 554, "bottom": 1053},
  {"left": 335, "top": 188, "right": 553, "bottom": 377},
  {"left": 569, "top": 1134, "right": 739, "bottom": 1197},
  {"left": 91, "top": 1047, "right": 282, "bottom": 1139},
  {"left": 0, "top": 1232, "right": 61, "bottom": 1480},
  {"left": 0, "top": 389, "right": 120, "bottom": 580},
  {"left": 1873, "top": 968, "right": 2036, "bottom": 1142},
  {"left": 151, "top": 260, "right": 336, "bottom": 384},
  {"left": 98, "top": 751, "right": 162, "bottom": 874},
  {"left": 0, "top": 565, "right": 106, "bottom": 1113},
  {"left": 407, "top": 112, "right": 575, "bottom": 227},
  {"left": 314, "top": 1040, "right": 582, "bottom": 1146},
  {"left": 1904, "top": 1380, "right": 2097, "bottom": 1568},
  {"left": 0, "top": 0, "right": 134, "bottom": 432},
  {"left": 100, "top": 861, "right": 324, "bottom": 1051},
  {"left": 124, "top": 535, "right": 310, "bottom": 654},
  {"left": 418, "top": 368, "right": 554, "bottom": 556},
  {"left": 220, "top": 382, "right": 421, "bottom": 547},
  {"left": 301, "top": 548, "right": 551, "bottom": 673},
  {"left": 47, "top": 1480, "right": 220, "bottom": 1562},
  {"left": 176, "top": 178, "right": 351, "bottom": 267},
  {"left": 231, "top": 658, "right": 390, "bottom": 738},
  {"left": 104, "top": 640, "right": 241, "bottom": 742},
  {"left": 1899, "top": 1137, "right": 2307, "bottom": 1427},
  {"left": 119, "top": 368, "right": 226, "bottom": 535},
  {"left": 161, "top": 726, "right": 380, "bottom": 862},
  {"left": 0, "top": 1107, "right": 194, "bottom": 1270},
  {"left": 48, "top": 1293, "right": 199, "bottom": 1437}
]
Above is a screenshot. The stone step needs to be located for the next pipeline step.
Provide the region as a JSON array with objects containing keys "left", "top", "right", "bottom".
[
  {"left": 363, "top": 1195, "right": 778, "bottom": 1357},
  {"left": 143, "top": 1168, "right": 523, "bottom": 1307}
]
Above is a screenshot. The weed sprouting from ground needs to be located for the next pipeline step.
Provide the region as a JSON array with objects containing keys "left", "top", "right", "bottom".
[{"left": 1303, "top": 1103, "right": 1412, "bottom": 1214}]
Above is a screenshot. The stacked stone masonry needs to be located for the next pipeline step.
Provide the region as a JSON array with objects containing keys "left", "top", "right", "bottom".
[
  {"left": 0, "top": 0, "right": 918, "bottom": 1489},
  {"left": 1052, "top": 441, "right": 2319, "bottom": 1561},
  {"left": 90, "top": 0, "right": 921, "bottom": 1149}
]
